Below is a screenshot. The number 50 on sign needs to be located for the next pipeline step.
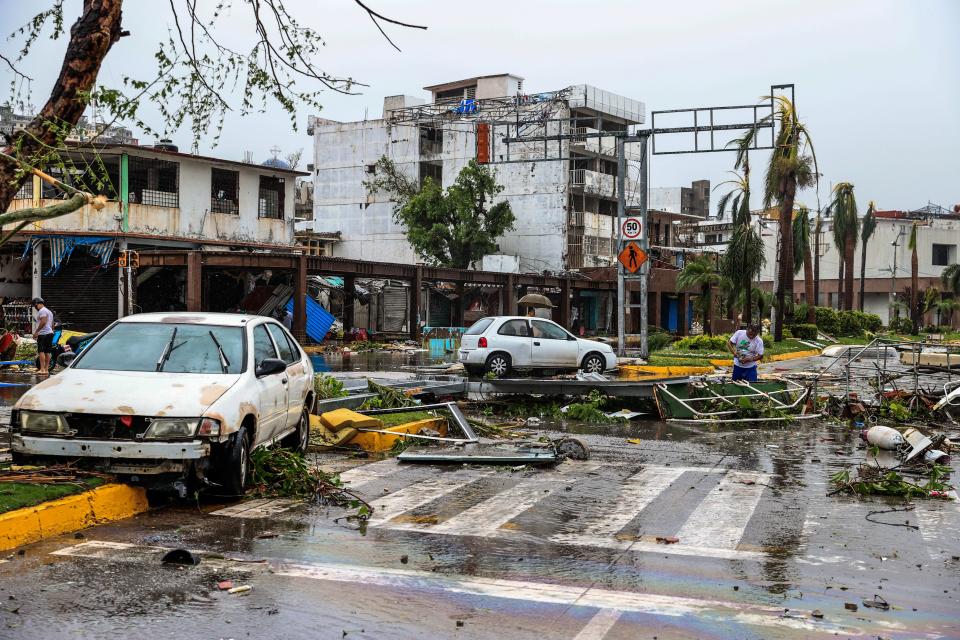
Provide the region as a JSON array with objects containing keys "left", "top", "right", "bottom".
[{"left": 621, "top": 217, "right": 642, "bottom": 239}]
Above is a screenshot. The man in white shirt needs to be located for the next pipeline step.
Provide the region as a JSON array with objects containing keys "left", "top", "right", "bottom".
[
  {"left": 32, "top": 297, "right": 54, "bottom": 375},
  {"left": 727, "top": 323, "right": 764, "bottom": 382}
]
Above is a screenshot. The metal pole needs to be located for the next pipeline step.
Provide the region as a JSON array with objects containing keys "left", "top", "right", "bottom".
[
  {"left": 639, "top": 136, "right": 650, "bottom": 359},
  {"left": 616, "top": 136, "right": 626, "bottom": 357}
]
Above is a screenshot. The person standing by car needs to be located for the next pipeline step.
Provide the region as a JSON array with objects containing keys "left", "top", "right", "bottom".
[
  {"left": 32, "top": 298, "right": 54, "bottom": 375},
  {"left": 727, "top": 323, "right": 763, "bottom": 382}
]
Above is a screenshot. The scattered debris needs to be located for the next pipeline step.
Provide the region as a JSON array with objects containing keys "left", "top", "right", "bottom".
[
  {"left": 830, "top": 463, "right": 953, "bottom": 499},
  {"left": 811, "top": 609, "right": 824, "bottom": 619},
  {"left": 227, "top": 585, "right": 252, "bottom": 595},
  {"left": 656, "top": 536, "right": 679, "bottom": 544},
  {"left": 217, "top": 580, "right": 233, "bottom": 590},
  {"left": 862, "top": 595, "right": 890, "bottom": 611},
  {"left": 844, "top": 603, "right": 858, "bottom": 612},
  {"left": 0, "top": 464, "right": 111, "bottom": 485}
]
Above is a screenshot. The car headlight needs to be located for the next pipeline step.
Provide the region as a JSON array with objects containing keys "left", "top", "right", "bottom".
[
  {"left": 143, "top": 418, "right": 198, "bottom": 439},
  {"left": 20, "top": 411, "right": 69, "bottom": 434}
]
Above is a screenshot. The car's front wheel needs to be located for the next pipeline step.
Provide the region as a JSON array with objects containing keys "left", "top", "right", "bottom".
[
  {"left": 281, "top": 405, "right": 310, "bottom": 454},
  {"left": 485, "top": 352, "right": 512, "bottom": 378},
  {"left": 216, "top": 425, "right": 250, "bottom": 498},
  {"left": 581, "top": 352, "right": 606, "bottom": 374}
]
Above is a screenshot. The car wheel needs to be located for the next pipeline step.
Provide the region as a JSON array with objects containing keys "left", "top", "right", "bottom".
[
  {"left": 581, "top": 352, "right": 606, "bottom": 374},
  {"left": 217, "top": 426, "right": 250, "bottom": 498},
  {"left": 281, "top": 406, "right": 310, "bottom": 454},
  {"left": 484, "top": 352, "right": 512, "bottom": 378}
]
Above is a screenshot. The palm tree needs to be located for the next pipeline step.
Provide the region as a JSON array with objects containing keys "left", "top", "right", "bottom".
[
  {"left": 936, "top": 298, "right": 960, "bottom": 329},
  {"left": 859, "top": 202, "right": 877, "bottom": 311},
  {"left": 793, "top": 206, "right": 815, "bottom": 322},
  {"left": 742, "top": 96, "right": 817, "bottom": 340},
  {"left": 716, "top": 170, "right": 765, "bottom": 325},
  {"left": 829, "top": 183, "right": 859, "bottom": 311},
  {"left": 941, "top": 263, "right": 960, "bottom": 294},
  {"left": 678, "top": 254, "right": 722, "bottom": 334},
  {"left": 908, "top": 222, "right": 919, "bottom": 333}
]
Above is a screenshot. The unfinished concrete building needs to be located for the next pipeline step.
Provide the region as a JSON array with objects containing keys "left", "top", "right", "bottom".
[{"left": 301, "top": 74, "right": 646, "bottom": 272}]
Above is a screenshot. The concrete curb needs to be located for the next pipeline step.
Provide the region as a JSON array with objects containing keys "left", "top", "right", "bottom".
[
  {"left": 0, "top": 484, "right": 149, "bottom": 551},
  {"left": 620, "top": 365, "right": 716, "bottom": 377}
]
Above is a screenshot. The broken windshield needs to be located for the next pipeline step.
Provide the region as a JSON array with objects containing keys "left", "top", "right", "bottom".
[{"left": 73, "top": 323, "right": 245, "bottom": 374}]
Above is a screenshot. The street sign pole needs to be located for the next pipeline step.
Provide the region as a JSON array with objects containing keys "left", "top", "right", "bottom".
[
  {"left": 616, "top": 136, "right": 626, "bottom": 357},
  {"left": 638, "top": 137, "right": 649, "bottom": 359}
]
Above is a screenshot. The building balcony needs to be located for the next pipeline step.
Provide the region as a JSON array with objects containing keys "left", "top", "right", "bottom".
[
  {"left": 569, "top": 169, "right": 640, "bottom": 203},
  {"left": 570, "top": 127, "right": 644, "bottom": 160}
]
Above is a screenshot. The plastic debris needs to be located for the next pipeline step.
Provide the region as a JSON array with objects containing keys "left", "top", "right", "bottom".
[
  {"left": 227, "top": 585, "right": 252, "bottom": 595},
  {"left": 217, "top": 581, "right": 233, "bottom": 590},
  {"left": 161, "top": 549, "right": 200, "bottom": 566},
  {"left": 656, "top": 536, "right": 679, "bottom": 544}
]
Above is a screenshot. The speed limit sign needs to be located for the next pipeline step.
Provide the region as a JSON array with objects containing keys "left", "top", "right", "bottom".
[{"left": 621, "top": 217, "right": 642, "bottom": 239}]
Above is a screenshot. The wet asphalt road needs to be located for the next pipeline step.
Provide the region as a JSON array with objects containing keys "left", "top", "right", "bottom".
[{"left": 2, "top": 356, "right": 960, "bottom": 639}]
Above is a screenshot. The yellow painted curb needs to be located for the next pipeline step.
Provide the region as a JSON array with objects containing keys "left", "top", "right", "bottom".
[
  {"left": 0, "top": 483, "right": 149, "bottom": 551},
  {"left": 708, "top": 349, "right": 822, "bottom": 367},
  {"left": 620, "top": 364, "right": 715, "bottom": 378}
]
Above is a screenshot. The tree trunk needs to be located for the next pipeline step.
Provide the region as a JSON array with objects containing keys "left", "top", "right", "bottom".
[
  {"left": 0, "top": 1, "right": 124, "bottom": 211},
  {"left": 803, "top": 241, "right": 815, "bottom": 322},
  {"left": 837, "top": 259, "right": 844, "bottom": 310},
  {"left": 859, "top": 236, "right": 869, "bottom": 312},
  {"left": 844, "top": 234, "right": 856, "bottom": 311},
  {"left": 774, "top": 179, "right": 796, "bottom": 341},
  {"left": 911, "top": 248, "right": 919, "bottom": 332}
]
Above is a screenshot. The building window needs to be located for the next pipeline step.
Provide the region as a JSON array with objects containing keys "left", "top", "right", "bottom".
[
  {"left": 128, "top": 156, "right": 179, "bottom": 207},
  {"left": 419, "top": 126, "right": 443, "bottom": 155},
  {"left": 210, "top": 168, "right": 239, "bottom": 214},
  {"left": 14, "top": 179, "right": 32, "bottom": 200},
  {"left": 419, "top": 161, "right": 442, "bottom": 188},
  {"left": 258, "top": 176, "right": 285, "bottom": 219},
  {"left": 932, "top": 243, "right": 955, "bottom": 266}
]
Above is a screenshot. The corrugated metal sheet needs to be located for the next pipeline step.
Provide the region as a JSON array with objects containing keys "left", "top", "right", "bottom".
[
  {"left": 42, "top": 252, "right": 118, "bottom": 331},
  {"left": 285, "top": 296, "right": 335, "bottom": 344},
  {"left": 381, "top": 286, "right": 407, "bottom": 332}
]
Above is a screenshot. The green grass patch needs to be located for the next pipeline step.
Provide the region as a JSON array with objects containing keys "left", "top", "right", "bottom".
[
  {"left": 375, "top": 410, "right": 437, "bottom": 427},
  {"left": 646, "top": 354, "right": 714, "bottom": 367},
  {"left": 0, "top": 477, "right": 104, "bottom": 514},
  {"left": 763, "top": 338, "right": 816, "bottom": 356}
]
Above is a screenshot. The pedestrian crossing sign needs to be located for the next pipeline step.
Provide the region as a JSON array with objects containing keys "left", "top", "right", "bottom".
[{"left": 618, "top": 241, "right": 647, "bottom": 273}]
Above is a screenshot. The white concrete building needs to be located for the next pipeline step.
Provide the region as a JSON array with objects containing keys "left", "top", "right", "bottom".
[
  {"left": 757, "top": 208, "right": 960, "bottom": 325},
  {"left": 2, "top": 143, "right": 305, "bottom": 329},
  {"left": 649, "top": 181, "right": 711, "bottom": 218},
  {"left": 302, "top": 74, "right": 646, "bottom": 272}
]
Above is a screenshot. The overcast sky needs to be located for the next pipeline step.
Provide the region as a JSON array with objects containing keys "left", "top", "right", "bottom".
[{"left": 3, "top": 0, "right": 958, "bottom": 211}]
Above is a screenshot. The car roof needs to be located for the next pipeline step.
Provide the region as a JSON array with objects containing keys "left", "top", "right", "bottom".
[
  {"left": 117, "top": 312, "right": 265, "bottom": 327},
  {"left": 485, "top": 316, "right": 557, "bottom": 322}
]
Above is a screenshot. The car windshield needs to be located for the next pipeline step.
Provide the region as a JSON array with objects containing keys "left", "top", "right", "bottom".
[
  {"left": 73, "top": 323, "right": 245, "bottom": 374},
  {"left": 465, "top": 318, "right": 494, "bottom": 335}
]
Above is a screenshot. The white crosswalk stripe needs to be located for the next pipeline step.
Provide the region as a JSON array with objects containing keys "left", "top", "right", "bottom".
[
  {"left": 338, "top": 459, "right": 404, "bottom": 489},
  {"left": 676, "top": 470, "right": 769, "bottom": 550},
  {"left": 367, "top": 470, "right": 494, "bottom": 525},
  {"left": 407, "top": 478, "right": 556, "bottom": 535}
]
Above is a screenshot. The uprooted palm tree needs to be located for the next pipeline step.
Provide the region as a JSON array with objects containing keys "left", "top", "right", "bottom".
[
  {"left": 741, "top": 97, "right": 817, "bottom": 340},
  {"left": 716, "top": 170, "right": 765, "bottom": 325},
  {"left": 792, "top": 206, "right": 815, "bottom": 322},
  {"left": 678, "top": 254, "right": 722, "bottom": 334},
  {"left": 858, "top": 202, "right": 877, "bottom": 312},
  {"left": 829, "top": 183, "right": 859, "bottom": 311}
]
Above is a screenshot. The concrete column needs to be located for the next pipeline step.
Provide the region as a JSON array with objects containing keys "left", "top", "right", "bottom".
[
  {"left": 678, "top": 293, "right": 689, "bottom": 336},
  {"left": 650, "top": 290, "right": 661, "bottom": 330},
  {"left": 293, "top": 255, "right": 307, "bottom": 343},
  {"left": 186, "top": 251, "right": 202, "bottom": 312},
  {"left": 453, "top": 282, "right": 464, "bottom": 327},
  {"left": 343, "top": 274, "right": 355, "bottom": 334},
  {"left": 117, "top": 239, "right": 128, "bottom": 318},
  {"left": 559, "top": 278, "right": 571, "bottom": 329},
  {"left": 31, "top": 240, "right": 41, "bottom": 331},
  {"left": 505, "top": 274, "right": 517, "bottom": 315},
  {"left": 410, "top": 265, "right": 422, "bottom": 340}
]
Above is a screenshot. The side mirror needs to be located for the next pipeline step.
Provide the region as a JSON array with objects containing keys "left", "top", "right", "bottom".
[
  {"left": 256, "top": 358, "right": 286, "bottom": 377},
  {"left": 58, "top": 352, "right": 77, "bottom": 367},
  {"left": 568, "top": 334, "right": 577, "bottom": 341}
]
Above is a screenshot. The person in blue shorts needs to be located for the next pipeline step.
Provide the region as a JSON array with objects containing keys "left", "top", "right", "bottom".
[{"left": 727, "top": 323, "right": 763, "bottom": 382}]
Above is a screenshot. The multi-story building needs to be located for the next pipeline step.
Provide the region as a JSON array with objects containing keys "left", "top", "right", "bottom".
[
  {"left": 301, "top": 74, "right": 646, "bottom": 272},
  {"left": 1, "top": 141, "right": 304, "bottom": 329},
  {"left": 0, "top": 105, "right": 137, "bottom": 145},
  {"left": 649, "top": 181, "right": 711, "bottom": 218}
]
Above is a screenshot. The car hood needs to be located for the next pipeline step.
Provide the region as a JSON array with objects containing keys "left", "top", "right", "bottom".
[{"left": 14, "top": 369, "right": 242, "bottom": 417}]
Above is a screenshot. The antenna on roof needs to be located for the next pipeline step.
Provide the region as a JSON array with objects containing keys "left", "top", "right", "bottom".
[{"left": 243, "top": 150, "right": 254, "bottom": 164}]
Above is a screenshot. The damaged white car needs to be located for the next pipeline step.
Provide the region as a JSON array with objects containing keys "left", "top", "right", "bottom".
[{"left": 10, "top": 313, "right": 314, "bottom": 496}]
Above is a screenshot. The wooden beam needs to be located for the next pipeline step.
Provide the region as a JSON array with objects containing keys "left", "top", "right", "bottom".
[
  {"left": 293, "top": 255, "right": 307, "bottom": 343},
  {"left": 410, "top": 265, "right": 422, "bottom": 340},
  {"left": 186, "top": 252, "right": 202, "bottom": 312}
]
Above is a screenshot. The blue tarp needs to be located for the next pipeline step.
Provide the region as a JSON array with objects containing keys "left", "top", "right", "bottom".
[
  {"left": 285, "top": 297, "right": 335, "bottom": 344},
  {"left": 21, "top": 235, "right": 115, "bottom": 275}
]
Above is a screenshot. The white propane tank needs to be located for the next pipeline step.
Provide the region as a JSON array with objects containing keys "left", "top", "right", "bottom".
[{"left": 861, "top": 426, "right": 905, "bottom": 450}]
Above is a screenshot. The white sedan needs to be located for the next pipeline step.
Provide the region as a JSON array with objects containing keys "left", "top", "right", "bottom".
[
  {"left": 10, "top": 312, "right": 314, "bottom": 496},
  {"left": 458, "top": 316, "right": 617, "bottom": 377}
]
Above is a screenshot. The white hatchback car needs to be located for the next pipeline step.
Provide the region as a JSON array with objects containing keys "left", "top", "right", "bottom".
[
  {"left": 10, "top": 312, "right": 314, "bottom": 496},
  {"left": 458, "top": 316, "right": 617, "bottom": 377}
]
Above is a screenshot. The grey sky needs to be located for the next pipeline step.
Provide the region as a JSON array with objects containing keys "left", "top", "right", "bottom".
[{"left": 4, "top": 0, "right": 958, "bottom": 211}]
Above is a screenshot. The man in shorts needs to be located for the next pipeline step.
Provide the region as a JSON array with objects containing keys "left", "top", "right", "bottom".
[
  {"left": 32, "top": 297, "right": 54, "bottom": 375},
  {"left": 727, "top": 323, "right": 764, "bottom": 382}
]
